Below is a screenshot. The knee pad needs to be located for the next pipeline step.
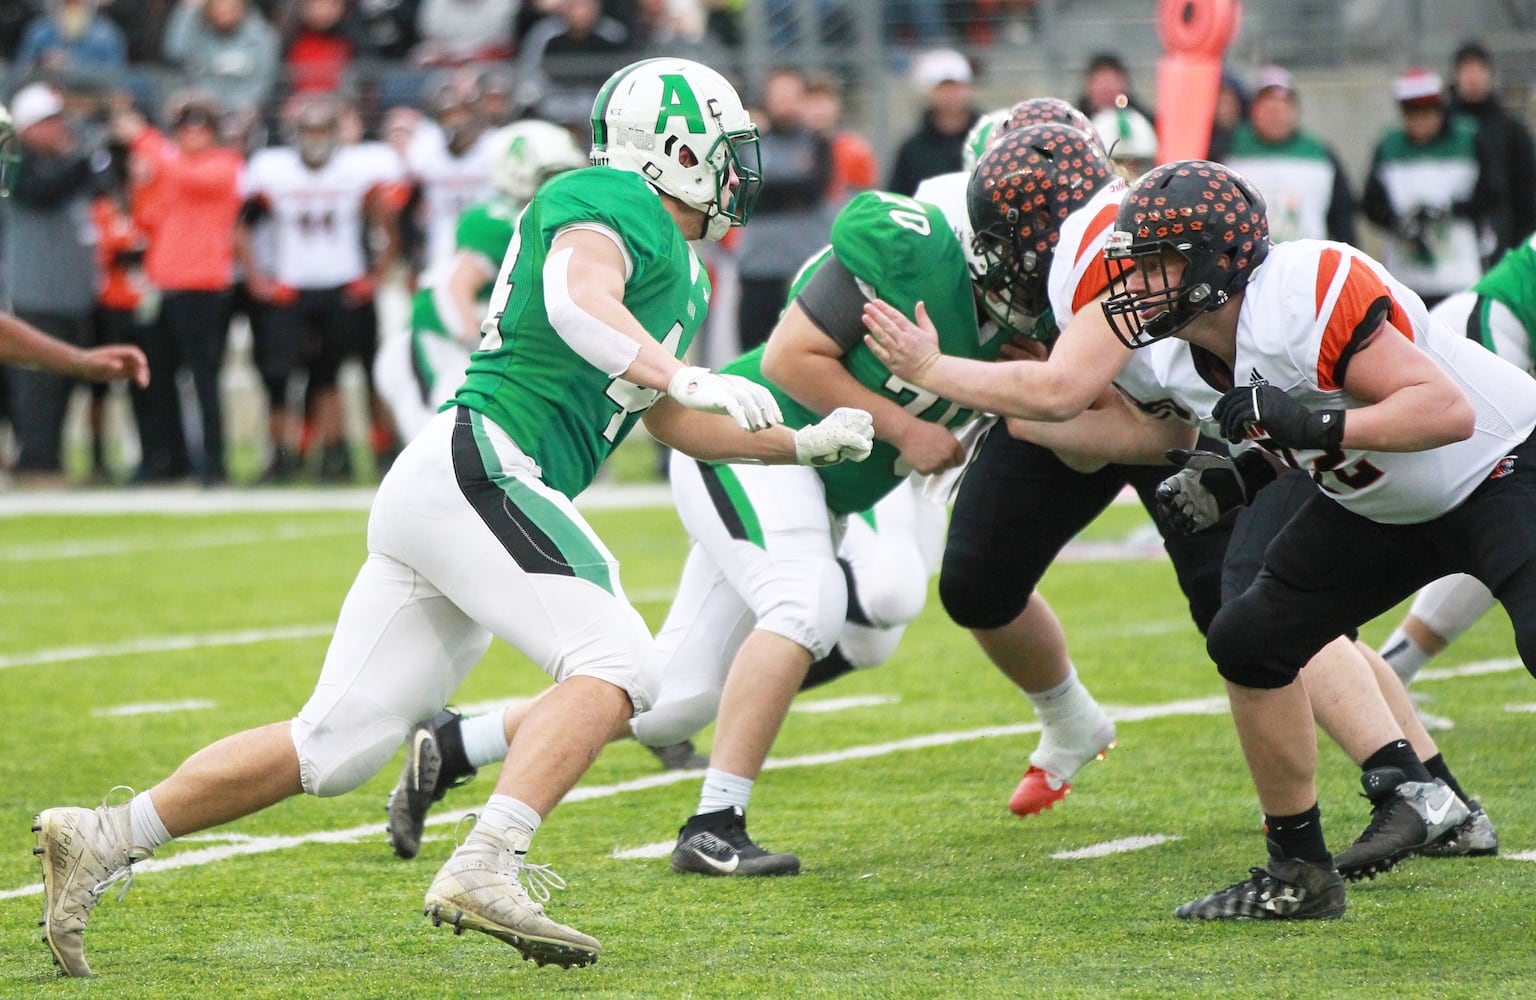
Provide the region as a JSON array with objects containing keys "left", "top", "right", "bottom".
[
  {"left": 940, "top": 563, "right": 1032, "bottom": 632},
  {"left": 292, "top": 709, "right": 412, "bottom": 798},
  {"left": 631, "top": 688, "right": 718, "bottom": 747},
  {"left": 835, "top": 622, "right": 904, "bottom": 671},
  {"left": 555, "top": 616, "right": 663, "bottom": 715},
  {"left": 754, "top": 556, "right": 847, "bottom": 661},
  {"left": 1206, "top": 604, "right": 1304, "bottom": 690}
]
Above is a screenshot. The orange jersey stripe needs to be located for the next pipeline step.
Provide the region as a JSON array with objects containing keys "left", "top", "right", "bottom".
[
  {"left": 1314, "top": 250, "right": 1410, "bottom": 390},
  {"left": 1070, "top": 203, "right": 1121, "bottom": 314}
]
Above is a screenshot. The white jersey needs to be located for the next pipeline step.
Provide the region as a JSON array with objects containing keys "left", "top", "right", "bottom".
[
  {"left": 1175, "top": 240, "right": 1536, "bottom": 523},
  {"left": 406, "top": 123, "right": 498, "bottom": 269},
  {"left": 242, "top": 143, "right": 405, "bottom": 289}
]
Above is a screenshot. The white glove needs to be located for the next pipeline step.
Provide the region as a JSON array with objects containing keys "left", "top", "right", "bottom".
[
  {"left": 667, "top": 365, "right": 783, "bottom": 432},
  {"left": 794, "top": 407, "right": 875, "bottom": 467}
]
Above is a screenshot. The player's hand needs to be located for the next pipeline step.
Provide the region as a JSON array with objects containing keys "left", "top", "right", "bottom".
[
  {"left": 250, "top": 273, "right": 297, "bottom": 306},
  {"left": 1213, "top": 384, "right": 1344, "bottom": 450},
  {"left": 73, "top": 344, "right": 150, "bottom": 388},
  {"left": 862, "top": 299, "right": 940, "bottom": 384},
  {"left": 667, "top": 366, "right": 783, "bottom": 432},
  {"left": 794, "top": 407, "right": 874, "bottom": 466},
  {"left": 895, "top": 418, "right": 966, "bottom": 476},
  {"left": 343, "top": 274, "right": 377, "bottom": 306},
  {"left": 1154, "top": 448, "right": 1277, "bottom": 535}
]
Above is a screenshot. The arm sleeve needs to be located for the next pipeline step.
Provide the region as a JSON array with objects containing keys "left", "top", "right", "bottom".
[{"left": 794, "top": 252, "right": 866, "bottom": 353}]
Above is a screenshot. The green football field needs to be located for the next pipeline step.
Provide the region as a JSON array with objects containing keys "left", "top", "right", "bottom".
[{"left": 1, "top": 488, "right": 1532, "bottom": 998}]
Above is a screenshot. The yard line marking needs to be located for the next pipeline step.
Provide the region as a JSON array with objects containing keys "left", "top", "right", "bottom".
[
  {"left": 1418, "top": 658, "right": 1523, "bottom": 681},
  {"left": 92, "top": 699, "right": 217, "bottom": 718},
  {"left": 611, "top": 841, "right": 675, "bottom": 860},
  {"left": 1503, "top": 704, "right": 1536, "bottom": 713},
  {"left": 792, "top": 695, "right": 900, "bottom": 713},
  {"left": 0, "top": 696, "right": 1228, "bottom": 900},
  {"left": 1051, "top": 835, "right": 1183, "bottom": 860},
  {"left": 1508, "top": 851, "right": 1536, "bottom": 862},
  {"left": 0, "top": 624, "right": 334, "bottom": 670},
  {"left": 0, "top": 523, "right": 356, "bottom": 562}
]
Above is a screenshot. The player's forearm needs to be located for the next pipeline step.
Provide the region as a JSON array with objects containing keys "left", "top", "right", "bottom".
[
  {"left": 1005, "top": 400, "right": 1195, "bottom": 465},
  {"left": 920, "top": 354, "right": 1097, "bottom": 422},
  {"left": 1340, "top": 382, "right": 1474, "bottom": 452},
  {"left": 0, "top": 313, "right": 90, "bottom": 377},
  {"left": 644, "top": 398, "right": 797, "bottom": 464}
]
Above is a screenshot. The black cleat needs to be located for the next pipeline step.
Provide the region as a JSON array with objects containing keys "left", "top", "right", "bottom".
[
  {"left": 386, "top": 709, "right": 478, "bottom": 859},
  {"left": 1176, "top": 841, "right": 1345, "bottom": 920},
  {"left": 671, "top": 807, "right": 800, "bottom": 877},
  {"left": 1333, "top": 767, "right": 1470, "bottom": 881}
]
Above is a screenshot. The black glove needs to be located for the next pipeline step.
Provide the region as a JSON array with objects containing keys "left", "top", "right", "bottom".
[
  {"left": 1213, "top": 384, "right": 1344, "bottom": 451},
  {"left": 1154, "top": 448, "right": 1279, "bottom": 535}
]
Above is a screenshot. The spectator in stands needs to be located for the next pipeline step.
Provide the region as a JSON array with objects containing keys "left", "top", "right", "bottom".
[
  {"left": 87, "top": 144, "right": 149, "bottom": 482},
  {"left": 802, "top": 70, "right": 876, "bottom": 209},
  {"left": 2, "top": 82, "right": 111, "bottom": 486},
  {"left": 413, "top": 0, "right": 516, "bottom": 65},
  {"left": 100, "top": 0, "right": 176, "bottom": 64},
  {"left": 1075, "top": 51, "right": 1151, "bottom": 119},
  {"left": 518, "top": 0, "right": 630, "bottom": 127},
  {"left": 162, "top": 0, "right": 280, "bottom": 116},
  {"left": 1221, "top": 66, "right": 1356, "bottom": 245},
  {"left": 628, "top": 0, "right": 710, "bottom": 50},
  {"left": 121, "top": 96, "right": 245, "bottom": 486},
  {"left": 473, "top": 65, "right": 518, "bottom": 125},
  {"left": 1449, "top": 39, "right": 1536, "bottom": 259},
  {"left": 354, "top": 0, "right": 419, "bottom": 59},
  {"left": 1207, "top": 68, "right": 1248, "bottom": 161},
  {"left": 886, "top": 47, "right": 979, "bottom": 197},
  {"left": 735, "top": 65, "right": 831, "bottom": 353},
  {"left": 15, "top": 0, "right": 129, "bottom": 91},
  {"left": 1362, "top": 67, "right": 1507, "bottom": 309},
  {"left": 283, "top": 0, "right": 356, "bottom": 95}
]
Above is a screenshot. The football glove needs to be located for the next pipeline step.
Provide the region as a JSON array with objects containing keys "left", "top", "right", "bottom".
[
  {"left": 1154, "top": 448, "right": 1278, "bottom": 535},
  {"left": 1213, "top": 384, "right": 1344, "bottom": 451},
  {"left": 794, "top": 407, "right": 874, "bottom": 467},
  {"left": 667, "top": 366, "right": 783, "bottom": 432}
]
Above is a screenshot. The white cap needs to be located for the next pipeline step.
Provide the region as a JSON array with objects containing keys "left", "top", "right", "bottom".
[
  {"left": 1253, "top": 66, "right": 1295, "bottom": 98},
  {"left": 912, "top": 48, "right": 972, "bottom": 89},
  {"left": 1393, "top": 68, "right": 1444, "bottom": 105},
  {"left": 11, "top": 83, "right": 64, "bottom": 132}
]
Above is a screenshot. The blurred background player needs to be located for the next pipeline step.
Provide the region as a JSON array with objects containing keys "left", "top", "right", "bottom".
[
  {"left": 404, "top": 72, "right": 498, "bottom": 276},
  {"left": 376, "top": 119, "right": 586, "bottom": 441},
  {"left": 236, "top": 94, "right": 406, "bottom": 482}
]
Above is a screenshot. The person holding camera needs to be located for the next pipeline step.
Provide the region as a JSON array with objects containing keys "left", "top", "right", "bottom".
[{"left": 1362, "top": 68, "right": 1507, "bottom": 309}]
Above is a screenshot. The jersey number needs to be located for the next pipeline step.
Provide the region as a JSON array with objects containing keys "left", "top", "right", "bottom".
[
  {"left": 871, "top": 192, "right": 931, "bottom": 236},
  {"left": 1268, "top": 443, "right": 1385, "bottom": 493}
]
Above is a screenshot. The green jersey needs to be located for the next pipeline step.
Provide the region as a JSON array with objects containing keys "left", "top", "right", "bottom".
[
  {"left": 1472, "top": 235, "right": 1536, "bottom": 362},
  {"left": 408, "top": 195, "right": 523, "bottom": 340},
  {"left": 451, "top": 167, "right": 710, "bottom": 499},
  {"left": 724, "top": 190, "right": 1004, "bottom": 514}
]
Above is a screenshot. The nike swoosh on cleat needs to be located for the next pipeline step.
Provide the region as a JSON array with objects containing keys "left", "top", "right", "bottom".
[
  {"left": 408, "top": 731, "right": 432, "bottom": 791},
  {"left": 685, "top": 836, "right": 739, "bottom": 873},
  {"left": 1424, "top": 789, "right": 1457, "bottom": 827}
]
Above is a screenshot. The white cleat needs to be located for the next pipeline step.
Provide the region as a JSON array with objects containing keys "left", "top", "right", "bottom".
[
  {"left": 32, "top": 793, "right": 153, "bottom": 978},
  {"left": 424, "top": 827, "right": 599, "bottom": 968}
]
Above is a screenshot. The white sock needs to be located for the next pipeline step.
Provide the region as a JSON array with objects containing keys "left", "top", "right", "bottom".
[
  {"left": 1025, "top": 666, "right": 1096, "bottom": 723},
  {"left": 1379, "top": 628, "right": 1433, "bottom": 686},
  {"left": 460, "top": 711, "right": 512, "bottom": 769},
  {"left": 697, "top": 768, "right": 753, "bottom": 815},
  {"left": 128, "top": 792, "right": 173, "bottom": 851},
  {"left": 473, "top": 794, "right": 541, "bottom": 850}
]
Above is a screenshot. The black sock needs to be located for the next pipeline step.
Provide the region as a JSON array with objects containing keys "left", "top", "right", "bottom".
[
  {"left": 1265, "top": 803, "right": 1329, "bottom": 864},
  {"left": 802, "top": 646, "right": 856, "bottom": 691},
  {"left": 1423, "top": 753, "right": 1471, "bottom": 804},
  {"left": 1362, "top": 739, "right": 1430, "bottom": 784},
  {"left": 431, "top": 709, "right": 475, "bottom": 787}
]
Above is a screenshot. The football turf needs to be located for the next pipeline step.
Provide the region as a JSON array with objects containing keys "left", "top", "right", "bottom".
[{"left": 2, "top": 493, "right": 1532, "bottom": 998}]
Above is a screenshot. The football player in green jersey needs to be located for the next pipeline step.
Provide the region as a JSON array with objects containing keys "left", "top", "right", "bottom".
[
  {"left": 660, "top": 176, "right": 1021, "bottom": 874},
  {"left": 375, "top": 118, "right": 587, "bottom": 441},
  {"left": 30, "top": 57, "right": 875, "bottom": 977}
]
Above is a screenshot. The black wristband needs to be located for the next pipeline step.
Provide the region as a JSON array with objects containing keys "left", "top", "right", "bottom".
[
  {"left": 1232, "top": 448, "right": 1279, "bottom": 499},
  {"left": 1303, "top": 409, "right": 1346, "bottom": 451}
]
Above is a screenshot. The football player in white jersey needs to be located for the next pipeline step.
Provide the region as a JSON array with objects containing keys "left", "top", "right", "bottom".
[
  {"left": 375, "top": 119, "right": 587, "bottom": 441},
  {"left": 31, "top": 58, "right": 875, "bottom": 976},
  {"left": 1377, "top": 233, "right": 1536, "bottom": 690},
  {"left": 405, "top": 73, "right": 500, "bottom": 273},
  {"left": 927, "top": 159, "right": 1532, "bottom": 920},
  {"left": 864, "top": 158, "right": 1518, "bottom": 914},
  {"left": 237, "top": 94, "right": 408, "bottom": 482}
]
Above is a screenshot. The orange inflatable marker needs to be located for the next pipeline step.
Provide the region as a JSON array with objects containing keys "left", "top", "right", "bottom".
[{"left": 1155, "top": 0, "right": 1242, "bottom": 161}]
